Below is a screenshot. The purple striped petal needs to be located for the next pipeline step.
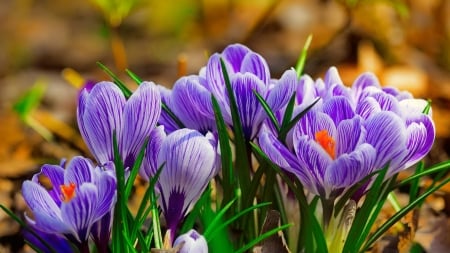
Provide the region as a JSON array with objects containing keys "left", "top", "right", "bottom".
[
  {"left": 61, "top": 183, "right": 98, "bottom": 242},
  {"left": 294, "top": 136, "right": 333, "bottom": 191},
  {"left": 356, "top": 96, "right": 382, "bottom": 119},
  {"left": 293, "top": 111, "right": 337, "bottom": 142},
  {"left": 240, "top": 52, "right": 270, "bottom": 84},
  {"left": 206, "top": 53, "right": 232, "bottom": 99},
  {"left": 141, "top": 126, "right": 166, "bottom": 181},
  {"left": 32, "top": 164, "right": 65, "bottom": 205},
  {"left": 171, "top": 76, "right": 216, "bottom": 133},
  {"left": 352, "top": 72, "right": 381, "bottom": 102},
  {"left": 121, "top": 81, "right": 161, "bottom": 168},
  {"left": 336, "top": 117, "right": 365, "bottom": 156},
  {"left": 222, "top": 44, "right": 250, "bottom": 72},
  {"left": 323, "top": 96, "right": 355, "bottom": 126},
  {"left": 266, "top": 69, "right": 298, "bottom": 112},
  {"left": 325, "top": 143, "right": 376, "bottom": 191},
  {"left": 157, "top": 129, "right": 216, "bottom": 229},
  {"left": 77, "top": 82, "right": 125, "bottom": 165},
  {"left": 231, "top": 73, "right": 266, "bottom": 139},
  {"left": 65, "top": 156, "right": 94, "bottom": 186},
  {"left": 395, "top": 115, "right": 435, "bottom": 171},
  {"left": 324, "top": 67, "right": 343, "bottom": 89},
  {"left": 364, "top": 111, "right": 407, "bottom": 169},
  {"left": 93, "top": 169, "right": 116, "bottom": 219}
]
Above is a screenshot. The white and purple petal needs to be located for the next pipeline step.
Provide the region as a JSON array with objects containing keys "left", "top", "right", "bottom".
[{"left": 121, "top": 81, "right": 161, "bottom": 168}]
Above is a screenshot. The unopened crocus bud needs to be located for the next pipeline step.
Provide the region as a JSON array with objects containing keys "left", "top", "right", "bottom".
[{"left": 173, "top": 229, "right": 208, "bottom": 253}]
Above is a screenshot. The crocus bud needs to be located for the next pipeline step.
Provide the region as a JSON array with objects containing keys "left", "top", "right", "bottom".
[{"left": 173, "top": 229, "right": 208, "bottom": 253}]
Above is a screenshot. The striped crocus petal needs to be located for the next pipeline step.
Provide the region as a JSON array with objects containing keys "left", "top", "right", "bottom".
[
  {"left": 258, "top": 131, "right": 316, "bottom": 194},
  {"left": 61, "top": 183, "right": 99, "bottom": 242},
  {"left": 158, "top": 85, "right": 179, "bottom": 134},
  {"left": 266, "top": 69, "right": 298, "bottom": 113},
  {"left": 171, "top": 76, "right": 217, "bottom": 134},
  {"left": 240, "top": 52, "right": 271, "bottom": 85},
  {"left": 352, "top": 72, "right": 381, "bottom": 102},
  {"left": 157, "top": 129, "right": 217, "bottom": 233},
  {"left": 31, "top": 164, "right": 65, "bottom": 205},
  {"left": 231, "top": 73, "right": 267, "bottom": 139},
  {"left": 325, "top": 143, "right": 376, "bottom": 193},
  {"left": 77, "top": 82, "right": 125, "bottom": 165},
  {"left": 222, "top": 43, "right": 251, "bottom": 72},
  {"left": 140, "top": 126, "right": 166, "bottom": 181},
  {"left": 364, "top": 111, "right": 408, "bottom": 170},
  {"left": 121, "top": 81, "right": 161, "bottom": 169},
  {"left": 22, "top": 181, "right": 73, "bottom": 235}
]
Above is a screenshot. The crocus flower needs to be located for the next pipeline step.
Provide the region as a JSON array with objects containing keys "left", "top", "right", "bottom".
[
  {"left": 173, "top": 229, "right": 208, "bottom": 253},
  {"left": 158, "top": 75, "right": 217, "bottom": 134},
  {"left": 21, "top": 156, "right": 116, "bottom": 252},
  {"left": 202, "top": 43, "right": 296, "bottom": 140},
  {"left": 148, "top": 128, "right": 217, "bottom": 243},
  {"left": 259, "top": 67, "right": 435, "bottom": 199},
  {"left": 77, "top": 81, "right": 161, "bottom": 169}
]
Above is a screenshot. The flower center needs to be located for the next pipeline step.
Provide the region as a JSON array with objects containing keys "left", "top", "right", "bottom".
[
  {"left": 60, "top": 182, "right": 76, "bottom": 202},
  {"left": 315, "top": 129, "right": 335, "bottom": 159}
]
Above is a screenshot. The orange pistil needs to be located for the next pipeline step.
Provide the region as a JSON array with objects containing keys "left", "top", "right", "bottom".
[
  {"left": 315, "top": 129, "right": 336, "bottom": 159},
  {"left": 60, "top": 182, "right": 76, "bottom": 202}
]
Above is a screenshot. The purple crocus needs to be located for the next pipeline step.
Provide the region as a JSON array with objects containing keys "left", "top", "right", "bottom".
[
  {"left": 143, "top": 128, "right": 217, "bottom": 243},
  {"left": 158, "top": 75, "right": 217, "bottom": 134},
  {"left": 21, "top": 156, "right": 116, "bottom": 252},
  {"left": 77, "top": 81, "right": 161, "bottom": 169},
  {"left": 173, "top": 229, "right": 208, "bottom": 253},
  {"left": 259, "top": 67, "right": 435, "bottom": 199},
  {"left": 202, "top": 43, "right": 296, "bottom": 140}
]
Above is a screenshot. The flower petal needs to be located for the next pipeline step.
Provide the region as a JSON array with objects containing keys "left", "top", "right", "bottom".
[
  {"left": 141, "top": 126, "right": 166, "bottom": 181},
  {"left": 222, "top": 44, "right": 251, "bottom": 72},
  {"left": 77, "top": 82, "right": 125, "bottom": 165},
  {"left": 93, "top": 169, "right": 116, "bottom": 219},
  {"left": 364, "top": 111, "right": 407, "bottom": 169},
  {"left": 64, "top": 156, "right": 94, "bottom": 186},
  {"left": 157, "top": 129, "right": 216, "bottom": 227},
  {"left": 266, "top": 69, "right": 298, "bottom": 112},
  {"left": 61, "top": 183, "right": 99, "bottom": 242},
  {"left": 231, "top": 73, "right": 266, "bottom": 139},
  {"left": 325, "top": 143, "right": 376, "bottom": 191},
  {"left": 240, "top": 52, "right": 270, "bottom": 84},
  {"left": 121, "top": 81, "right": 161, "bottom": 168},
  {"left": 352, "top": 72, "right": 381, "bottom": 102},
  {"left": 171, "top": 76, "right": 216, "bottom": 133},
  {"left": 336, "top": 116, "right": 365, "bottom": 156},
  {"left": 322, "top": 96, "right": 355, "bottom": 126},
  {"left": 32, "top": 164, "right": 65, "bottom": 205}
]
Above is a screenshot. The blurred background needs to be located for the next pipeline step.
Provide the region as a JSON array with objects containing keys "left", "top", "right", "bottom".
[{"left": 0, "top": 0, "right": 449, "bottom": 252}]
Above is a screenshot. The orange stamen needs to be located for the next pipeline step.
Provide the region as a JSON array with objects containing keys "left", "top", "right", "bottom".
[
  {"left": 60, "top": 182, "right": 76, "bottom": 202},
  {"left": 315, "top": 129, "right": 336, "bottom": 159}
]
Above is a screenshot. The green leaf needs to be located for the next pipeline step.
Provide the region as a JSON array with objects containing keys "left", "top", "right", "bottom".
[
  {"left": 97, "top": 61, "right": 132, "bottom": 98},
  {"left": 253, "top": 89, "right": 280, "bottom": 132},
  {"left": 112, "top": 130, "right": 131, "bottom": 252},
  {"left": 13, "top": 81, "right": 46, "bottom": 119},
  {"left": 0, "top": 204, "right": 58, "bottom": 253},
  {"left": 396, "top": 160, "right": 450, "bottom": 187},
  {"left": 125, "top": 137, "right": 149, "bottom": 198},
  {"left": 362, "top": 176, "right": 450, "bottom": 252},
  {"left": 125, "top": 69, "right": 143, "bottom": 84},
  {"left": 279, "top": 97, "right": 320, "bottom": 142},
  {"left": 295, "top": 34, "right": 313, "bottom": 78},
  {"left": 235, "top": 224, "right": 292, "bottom": 253},
  {"left": 212, "top": 94, "right": 234, "bottom": 206},
  {"left": 343, "top": 165, "right": 391, "bottom": 253}
]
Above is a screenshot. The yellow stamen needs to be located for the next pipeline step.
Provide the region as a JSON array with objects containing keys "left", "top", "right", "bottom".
[{"left": 315, "top": 129, "right": 336, "bottom": 159}]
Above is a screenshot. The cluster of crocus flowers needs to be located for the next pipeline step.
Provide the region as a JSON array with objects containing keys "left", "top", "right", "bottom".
[
  {"left": 21, "top": 157, "right": 116, "bottom": 252},
  {"left": 19, "top": 43, "right": 436, "bottom": 253}
]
